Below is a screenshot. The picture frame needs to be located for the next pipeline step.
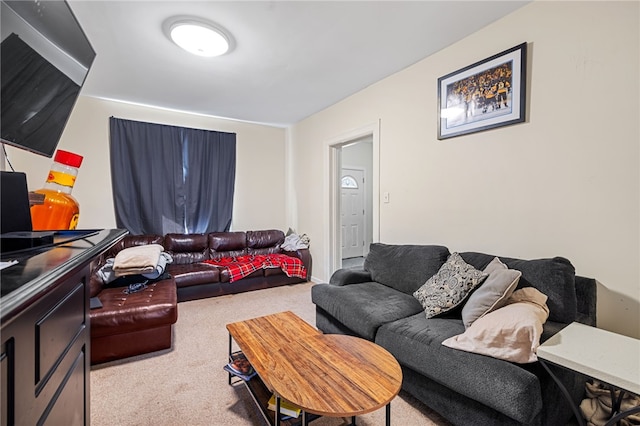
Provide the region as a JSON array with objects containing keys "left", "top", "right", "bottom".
[{"left": 437, "top": 42, "right": 527, "bottom": 140}]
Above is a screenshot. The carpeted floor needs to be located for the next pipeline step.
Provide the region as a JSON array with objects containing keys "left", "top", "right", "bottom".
[{"left": 90, "top": 281, "right": 451, "bottom": 426}]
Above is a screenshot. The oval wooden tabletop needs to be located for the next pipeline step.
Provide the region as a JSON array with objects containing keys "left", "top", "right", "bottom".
[{"left": 266, "top": 333, "right": 403, "bottom": 417}]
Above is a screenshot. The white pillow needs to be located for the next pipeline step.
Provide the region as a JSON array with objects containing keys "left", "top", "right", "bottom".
[
  {"left": 461, "top": 257, "right": 522, "bottom": 328},
  {"left": 442, "top": 287, "right": 549, "bottom": 363}
]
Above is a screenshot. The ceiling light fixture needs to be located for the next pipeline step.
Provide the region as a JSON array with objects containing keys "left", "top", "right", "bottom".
[{"left": 169, "top": 20, "right": 229, "bottom": 57}]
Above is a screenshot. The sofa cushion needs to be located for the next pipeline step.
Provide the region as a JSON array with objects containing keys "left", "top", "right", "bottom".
[
  {"left": 413, "top": 253, "right": 488, "bottom": 318},
  {"left": 375, "top": 313, "right": 543, "bottom": 424},
  {"left": 209, "top": 231, "right": 246, "bottom": 251},
  {"left": 460, "top": 252, "right": 577, "bottom": 323},
  {"left": 443, "top": 288, "right": 549, "bottom": 363},
  {"left": 247, "top": 230, "right": 285, "bottom": 256},
  {"left": 248, "top": 246, "right": 282, "bottom": 256},
  {"left": 164, "top": 233, "right": 209, "bottom": 264},
  {"left": 247, "top": 229, "right": 285, "bottom": 249},
  {"left": 264, "top": 267, "right": 287, "bottom": 277},
  {"left": 311, "top": 281, "right": 424, "bottom": 340},
  {"left": 209, "top": 231, "right": 247, "bottom": 259},
  {"left": 219, "top": 267, "right": 263, "bottom": 283},
  {"left": 364, "top": 243, "right": 450, "bottom": 295},
  {"left": 167, "top": 263, "right": 220, "bottom": 287},
  {"left": 461, "top": 257, "right": 521, "bottom": 328}
]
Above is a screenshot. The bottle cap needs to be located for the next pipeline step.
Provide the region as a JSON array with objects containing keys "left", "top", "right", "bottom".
[{"left": 54, "top": 150, "right": 83, "bottom": 168}]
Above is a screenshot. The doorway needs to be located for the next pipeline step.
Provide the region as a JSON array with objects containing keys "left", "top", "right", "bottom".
[
  {"left": 340, "top": 140, "right": 372, "bottom": 269},
  {"left": 325, "top": 121, "right": 380, "bottom": 277}
]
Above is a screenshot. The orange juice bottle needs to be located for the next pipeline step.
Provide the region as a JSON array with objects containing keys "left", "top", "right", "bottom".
[{"left": 30, "top": 150, "right": 83, "bottom": 230}]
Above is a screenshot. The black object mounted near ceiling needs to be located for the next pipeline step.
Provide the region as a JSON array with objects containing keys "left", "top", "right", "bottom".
[{"left": 0, "top": 0, "right": 95, "bottom": 158}]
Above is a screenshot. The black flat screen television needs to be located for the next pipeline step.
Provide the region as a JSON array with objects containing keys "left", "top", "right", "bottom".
[{"left": 0, "top": 0, "right": 95, "bottom": 158}]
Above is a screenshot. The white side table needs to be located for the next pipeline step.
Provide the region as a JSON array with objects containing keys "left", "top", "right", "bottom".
[{"left": 537, "top": 322, "right": 640, "bottom": 426}]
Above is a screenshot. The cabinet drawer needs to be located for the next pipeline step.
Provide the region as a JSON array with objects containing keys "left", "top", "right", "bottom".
[
  {"left": 35, "top": 282, "right": 84, "bottom": 386},
  {"left": 37, "top": 351, "right": 85, "bottom": 426}
]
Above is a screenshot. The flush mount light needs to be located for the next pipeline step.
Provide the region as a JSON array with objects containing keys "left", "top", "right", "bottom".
[{"left": 169, "top": 20, "right": 229, "bottom": 57}]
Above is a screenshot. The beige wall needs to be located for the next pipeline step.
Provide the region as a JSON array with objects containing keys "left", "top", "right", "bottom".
[
  {"left": 291, "top": 1, "right": 640, "bottom": 338},
  {"left": 5, "top": 96, "right": 288, "bottom": 232}
]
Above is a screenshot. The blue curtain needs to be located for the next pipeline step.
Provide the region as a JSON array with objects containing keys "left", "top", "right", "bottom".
[{"left": 109, "top": 117, "right": 236, "bottom": 235}]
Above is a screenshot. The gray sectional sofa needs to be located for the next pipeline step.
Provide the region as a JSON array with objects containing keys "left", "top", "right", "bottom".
[{"left": 312, "top": 243, "right": 597, "bottom": 426}]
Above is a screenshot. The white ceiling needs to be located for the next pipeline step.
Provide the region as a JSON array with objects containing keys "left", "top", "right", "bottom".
[{"left": 68, "top": 1, "right": 529, "bottom": 127}]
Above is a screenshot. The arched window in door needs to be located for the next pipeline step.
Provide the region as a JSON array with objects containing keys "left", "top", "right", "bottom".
[{"left": 341, "top": 175, "right": 358, "bottom": 189}]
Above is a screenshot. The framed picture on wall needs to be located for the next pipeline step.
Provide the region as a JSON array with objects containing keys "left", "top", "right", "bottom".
[{"left": 437, "top": 42, "right": 527, "bottom": 140}]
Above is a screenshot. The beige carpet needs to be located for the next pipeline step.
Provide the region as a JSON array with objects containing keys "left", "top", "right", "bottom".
[{"left": 90, "top": 282, "right": 452, "bottom": 426}]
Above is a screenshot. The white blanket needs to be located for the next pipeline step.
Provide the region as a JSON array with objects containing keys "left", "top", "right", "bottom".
[{"left": 282, "top": 233, "right": 309, "bottom": 251}]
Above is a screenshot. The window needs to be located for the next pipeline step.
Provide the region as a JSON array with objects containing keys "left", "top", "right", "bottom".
[
  {"left": 109, "top": 117, "right": 236, "bottom": 235},
  {"left": 341, "top": 175, "right": 358, "bottom": 189}
]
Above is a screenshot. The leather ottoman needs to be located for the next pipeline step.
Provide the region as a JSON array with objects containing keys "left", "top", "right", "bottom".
[{"left": 90, "top": 277, "right": 178, "bottom": 364}]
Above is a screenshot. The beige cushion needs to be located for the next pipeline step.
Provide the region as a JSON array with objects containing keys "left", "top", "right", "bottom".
[
  {"left": 413, "top": 252, "right": 488, "bottom": 318},
  {"left": 442, "top": 287, "right": 549, "bottom": 363},
  {"left": 461, "top": 257, "right": 522, "bottom": 328}
]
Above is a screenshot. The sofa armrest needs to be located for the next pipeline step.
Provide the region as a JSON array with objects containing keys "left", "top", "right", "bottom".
[
  {"left": 542, "top": 276, "right": 597, "bottom": 342},
  {"left": 282, "top": 248, "right": 312, "bottom": 281},
  {"left": 89, "top": 266, "right": 105, "bottom": 298},
  {"left": 329, "top": 268, "right": 372, "bottom": 286},
  {"left": 575, "top": 275, "right": 597, "bottom": 326},
  {"left": 541, "top": 320, "right": 569, "bottom": 343}
]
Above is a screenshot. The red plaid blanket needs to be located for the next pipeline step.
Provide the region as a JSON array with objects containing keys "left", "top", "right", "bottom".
[{"left": 204, "top": 254, "right": 307, "bottom": 283}]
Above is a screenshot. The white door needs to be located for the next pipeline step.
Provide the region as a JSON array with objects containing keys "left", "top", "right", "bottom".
[{"left": 341, "top": 168, "right": 365, "bottom": 259}]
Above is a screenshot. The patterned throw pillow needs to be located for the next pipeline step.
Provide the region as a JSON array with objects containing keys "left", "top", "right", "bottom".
[{"left": 413, "top": 252, "right": 488, "bottom": 318}]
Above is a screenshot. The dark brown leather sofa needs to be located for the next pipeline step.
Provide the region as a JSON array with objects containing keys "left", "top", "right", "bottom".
[
  {"left": 164, "top": 229, "right": 312, "bottom": 302},
  {"left": 89, "top": 229, "right": 311, "bottom": 364}
]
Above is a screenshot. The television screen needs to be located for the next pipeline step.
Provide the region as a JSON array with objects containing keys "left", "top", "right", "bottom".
[
  {"left": 1, "top": 33, "right": 81, "bottom": 157},
  {"left": 0, "top": 0, "right": 95, "bottom": 158}
]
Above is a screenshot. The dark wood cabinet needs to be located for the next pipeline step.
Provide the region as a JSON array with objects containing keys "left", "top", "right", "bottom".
[
  {"left": 1, "top": 338, "right": 14, "bottom": 426},
  {"left": 1, "top": 229, "right": 127, "bottom": 426}
]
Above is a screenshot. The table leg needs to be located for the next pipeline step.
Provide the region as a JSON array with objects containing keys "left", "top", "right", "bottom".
[
  {"left": 540, "top": 359, "right": 640, "bottom": 426},
  {"left": 539, "top": 359, "right": 586, "bottom": 426},
  {"left": 604, "top": 406, "right": 640, "bottom": 426},
  {"left": 386, "top": 402, "right": 391, "bottom": 426},
  {"left": 227, "top": 334, "right": 232, "bottom": 385},
  {"left": 610, "top": 387, "right": 623, "bottom": 417},
  {"left": 275, "top": 396, "right": 281, "bottom": 426},
  {"left": 602, "top": 388, "right": 640, "bottom": 426}
]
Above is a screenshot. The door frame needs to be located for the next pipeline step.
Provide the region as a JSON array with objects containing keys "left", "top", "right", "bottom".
[{"left": 324, "top": 120, "right": 380, "bottom": 278}]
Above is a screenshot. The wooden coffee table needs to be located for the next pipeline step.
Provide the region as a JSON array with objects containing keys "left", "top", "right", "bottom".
[{"left": 226, "top": 311, "right": 402, "bottom": 426}]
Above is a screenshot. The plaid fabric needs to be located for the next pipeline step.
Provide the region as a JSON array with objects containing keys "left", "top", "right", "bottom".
[
  {"left": 204, "top": 254, "right": 306, "bottom": 283},
  {"left": 263, "top": 254, "right": 307, "bottom": 279}
]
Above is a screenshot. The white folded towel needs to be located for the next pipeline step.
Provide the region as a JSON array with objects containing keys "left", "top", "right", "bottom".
[
  {"left": 113, "top": 244, "right": 164, "bottom": 277},
  {"left": 98, "top": 250, "right": 173, "bottom": 283}
]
